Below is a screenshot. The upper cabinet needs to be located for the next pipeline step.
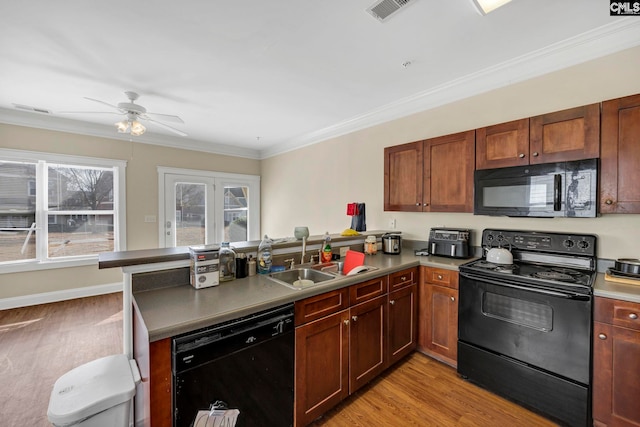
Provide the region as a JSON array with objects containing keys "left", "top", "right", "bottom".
[
  {"left": 476, "top": 104, "right": 600, "bottom": 170},
  {"left": 476, "top": 118, "right": 530, "bottom": 169},
  {"left": 600, "top": 93, "right": 640, "bottom": 214},
  {"left": 529, "top": 103, "right": 600, "bottom": 164},
  {"left": 384, "top": 130, "right": 474, "bottom": 213}
]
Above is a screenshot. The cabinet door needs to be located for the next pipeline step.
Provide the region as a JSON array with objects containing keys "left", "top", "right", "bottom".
[
  {"left": 384, "top": 141, "right": 423, "bottom": 211},
  {"left": 424, "top": 130, "right": 475, "bottom": 212},
  {"left": 476, "top": 118, "right": 530, "bottom": 169},
  {"left": 388, "top": 284, "right": 417, "bottom": 366},
  {"left": 601, "top": 93, "right": 640, "bottom": 213},
  {"left": 418, "top": 283, "right": 458, "bottom": 367},
  {"left": 529, "top": 103, "right": 600, "bottom": 164},
  {"left": 593, "top": 322, "right": 640, "bottom": 426},
  {"left": 295, "top": 310, "right": 349, "bottom": 427},
  {"left": 349, "top": 295, "right": 387, "bottom": 393}
]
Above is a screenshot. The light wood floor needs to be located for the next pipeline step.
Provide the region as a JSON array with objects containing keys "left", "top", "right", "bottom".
[
  {"left": 0, "top": 293, "right": 123, "bottom": 427},
  {"left": 0, "top": 293, "right": 557, "bottom": 427}
]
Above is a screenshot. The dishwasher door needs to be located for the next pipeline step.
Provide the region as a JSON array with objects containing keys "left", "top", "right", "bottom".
[{"left": 172, "top": 303, "right": 295, "bottom": 427}]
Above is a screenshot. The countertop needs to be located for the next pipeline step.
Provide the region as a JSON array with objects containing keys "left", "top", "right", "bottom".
[
  {"left": 133, "top": 253, "right": 471, "bottom": 342},
  {"left": 593, "top": 273, "right": 640, "bottom": 303}
]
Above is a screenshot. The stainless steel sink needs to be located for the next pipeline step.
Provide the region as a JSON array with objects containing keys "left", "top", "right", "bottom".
[
  {"left": 267, "top": 268, "right": 336, "bottom": 290},
  {"left": 311, "top": 261, "right": 378, "bottom": 276}
]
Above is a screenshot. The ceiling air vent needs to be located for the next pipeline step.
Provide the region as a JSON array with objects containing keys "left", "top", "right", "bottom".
[
  {"left": 366, "top": 0, "right": 417, "bottom": 22},
  {"left": 13, "top": 103, "right": 51, "bottom": 114}
]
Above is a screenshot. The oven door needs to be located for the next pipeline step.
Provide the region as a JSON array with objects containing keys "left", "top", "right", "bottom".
[{"left": 458, "top": 271, "right": 592, "bottom": 384}]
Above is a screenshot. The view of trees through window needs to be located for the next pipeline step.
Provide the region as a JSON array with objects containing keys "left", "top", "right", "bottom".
[{"left": 0, "top": 160, "right": 117, "bottom": 263}]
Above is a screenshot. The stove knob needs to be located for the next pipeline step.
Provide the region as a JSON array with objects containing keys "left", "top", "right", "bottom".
[
  {"left": 577, "top": 241, "right": 590, "bottom": 249},
  {"left": 563, "top": 239, "right": 575, "bottom": 249}
]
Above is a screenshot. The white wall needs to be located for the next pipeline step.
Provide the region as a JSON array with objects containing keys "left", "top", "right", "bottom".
[{"left": 261, "top": 46, "right": 640, "bottom": 260}]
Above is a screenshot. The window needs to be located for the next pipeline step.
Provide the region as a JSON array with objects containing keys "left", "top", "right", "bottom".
[
  {"left": 0, "top": 149, "right": 126, "bottom": 272},
  {"left": 158, "top": 167, "right": 260, "bottom": 247}
]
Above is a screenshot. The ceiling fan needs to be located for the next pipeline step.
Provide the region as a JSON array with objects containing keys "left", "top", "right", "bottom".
[{"left": 59, "top": 91, "right": 187, "bottom": 137}]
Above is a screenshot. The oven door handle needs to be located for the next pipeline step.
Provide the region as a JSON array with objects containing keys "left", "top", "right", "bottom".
[{"left": 460, "top": 271, "right": 590, "bottom": 300}]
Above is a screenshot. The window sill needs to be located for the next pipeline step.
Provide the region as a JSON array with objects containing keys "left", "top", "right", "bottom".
[{"left": 0, "top": 257, "right": 99, "bottom": 274}]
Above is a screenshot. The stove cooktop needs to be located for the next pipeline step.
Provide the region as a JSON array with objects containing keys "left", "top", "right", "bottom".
[{"left": 460, "top": 259, "right": 595, "bottom": 293}]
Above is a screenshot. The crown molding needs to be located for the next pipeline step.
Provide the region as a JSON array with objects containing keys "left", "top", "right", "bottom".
[
  {"left": 0, "top": 108, "right": 262, "bottom": 160},
  {"left": 259, "top": 18, "right": 640, "bottom": 159}
]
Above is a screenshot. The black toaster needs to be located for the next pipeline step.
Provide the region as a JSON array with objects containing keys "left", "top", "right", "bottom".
[{"left": 427, "top": 228, "right": 472, "bottom": 259}]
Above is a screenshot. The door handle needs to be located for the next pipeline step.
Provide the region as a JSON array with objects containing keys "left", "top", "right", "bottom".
[{"left": 553, "top": 174, "right": 562, "bottom": 211}]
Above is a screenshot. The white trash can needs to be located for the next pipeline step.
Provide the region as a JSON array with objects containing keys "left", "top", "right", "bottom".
[{"left": 48, "top": 354, "right": 140, "bottom": 427}]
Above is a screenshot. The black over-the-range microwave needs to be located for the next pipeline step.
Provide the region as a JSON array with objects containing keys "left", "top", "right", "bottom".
[{"left": 474, "top": 158, "right": 598, "bottom": 218}]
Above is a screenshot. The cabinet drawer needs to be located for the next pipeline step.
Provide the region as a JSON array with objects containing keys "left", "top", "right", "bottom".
[
  {"left": 295, "top": 288, "right": 349, "bottom": 326},
  {"left": 595, "top": 297, "right": 640, "bottom": 331},
  {"left": 389, "top": 267, "right": 417, "bottom": 291},
  {"left": 350, "top": 276, "right": 388, "bottom": 306},
  {"left": 421, "top": 266, "right": 459, "bottom": 289}
]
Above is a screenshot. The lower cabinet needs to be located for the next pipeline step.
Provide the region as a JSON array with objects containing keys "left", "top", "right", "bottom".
[
  {"left": 418, "top": 266, "right": 459, "bottom": 367},
  {"left": 593, "top": 297, "right": 640, "bottom": 427},
  {"left": 294, "top": 268, "right": 417, "bottom": 427}
]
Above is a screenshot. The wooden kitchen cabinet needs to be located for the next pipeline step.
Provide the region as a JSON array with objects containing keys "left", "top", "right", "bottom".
[
  {"left": 349, "top": 295, "right": 387, "bottom": 393},
  {"left": 476, "top": 104, "right": 599, "bottom": 169},
  {"left": 476, "top": 118, "right": 530, "bottom": 169},
  {"left": 384, "top": 130, "right": 475, "bottom": 213},
  {"left": 593, "top": 297, "right": 640, "bottom": 427},
  {"left": 418, "top": 266, "right": 459, "bottom": 367},
  {"left": 388, "top": 283, "right": 418, "bottom": 366},
  {"left": 295, "top": 308, "right": 350, "bottom": 427},
  {"left": 600, "top": 93, "right": 640, "bottom": 214},
  {"left": 529, "top": 103, "right": 600, "bottom": 164}
]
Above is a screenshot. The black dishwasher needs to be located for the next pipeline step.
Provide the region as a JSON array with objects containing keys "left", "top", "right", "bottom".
[{"left": 172, "top": 303, "right": 295, "bottom": 427}]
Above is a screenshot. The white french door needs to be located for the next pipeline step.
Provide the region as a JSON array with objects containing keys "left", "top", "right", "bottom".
[{"left": 159, "top": 167, "right": 260, "bottom": 248}]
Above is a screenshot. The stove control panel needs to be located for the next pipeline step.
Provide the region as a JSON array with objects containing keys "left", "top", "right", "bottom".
[{"left": 482, "top": 229, "right": 596, "bottom": 257}]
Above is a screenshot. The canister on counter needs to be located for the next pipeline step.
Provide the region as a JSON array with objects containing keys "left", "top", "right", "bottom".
[
  {"left": 235, "top": 252, "right": 248, "bottom": 278},
  {"left": 364, "top": 235, "right": 377, "bottom": 255}
]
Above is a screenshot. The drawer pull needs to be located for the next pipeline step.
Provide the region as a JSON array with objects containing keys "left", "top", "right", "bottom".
[
  {"left": 450, "top": 296, "right": 455, "bottom": 302},
  {"left": 401, "top": 276, "right": 406, "bottom": 281},
  {"left": 598, "top": 333, "right": 607, "bottom": 340},
  {"left": 390, "top": 300, "right": 395, "bottom": 305},
  {"left": 343, "top": 319, "right": 349, "bottom": 325},
  {"left": 630, "top": 313, "right": 638, "bottom": 320},
  {"left": 437, "top": 275, "right": 443, "bottom": 280},
  {"left": 352, "top": 315, "right": 358, "bottom": 322}
]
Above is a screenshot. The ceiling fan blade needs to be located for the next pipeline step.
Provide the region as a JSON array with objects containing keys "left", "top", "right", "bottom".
[
  {"left": 145, "top": 118, "right": 188, "bottom": 137},
  {"left": 144, "top": 112, "right": 184, "bottom": 124},
  {"left": 84, "top": 97, "right": 123, "bottom": 111},
  {"left": 57, "top": 110, "right": 124, "bottom": 115}
]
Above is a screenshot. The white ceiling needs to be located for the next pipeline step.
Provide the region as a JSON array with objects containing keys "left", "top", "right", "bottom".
[{"left": 1, "top": 1, "right": 639, "bottom": 159}]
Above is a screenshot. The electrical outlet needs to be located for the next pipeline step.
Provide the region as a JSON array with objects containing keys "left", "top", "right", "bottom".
[
  {"left": 339, "top": 247, "right": 349, "bottom": 257},
  {"left": 389, "top": 218, "right": 396, "bottom": 229}
]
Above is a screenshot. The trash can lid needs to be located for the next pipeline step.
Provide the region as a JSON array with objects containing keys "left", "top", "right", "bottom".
[{"left": 47, "top": 354, "right": 136, "bottom": 425}]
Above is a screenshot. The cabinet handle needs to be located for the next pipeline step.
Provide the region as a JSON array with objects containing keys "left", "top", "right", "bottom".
[
  {"left": 532, "top": 152, "right": 539, "bottom": 157},
  {"left": 605, "top": 199, "right": 613, "bottom": 205},
  {"left": 598, "top": 333, "right": 607, "bottom": 340},
  {"left": 401, "top": 276, "right": 406, "bottom": 281},
  {"left": 450, "top": 296, "right": 455, "bottom": 302},
  {"left": 343, "top": 319, "right": 349, "bottom": 325},
  {"left": 352, "top": 315, "right": 358, "bottom": 322},
  {"left": 630, "top": 313, "right": 638, "bottom": 320},
  {"left": 518, "top": 153, "right": 525, "bottom": 158},
  {"left": 416, "top": 203, "right": 421, "bottom": 206},
  {"left": 423, "top": 203, "right": 429, "bottom": 207},
  {"left": 437, "top": 275, "right": 443, "bottom": 280},
  {"left": 390, "top": 300, "right": 395, "bottom": 305}
]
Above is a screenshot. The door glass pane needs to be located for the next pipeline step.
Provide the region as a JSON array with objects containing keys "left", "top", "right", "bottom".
[
  {"left": 224, "top": 186, "right": 248, "bottom": 242},
  {"left": 175, "top": 183, "right": 206, "bottom": 246},
  {"left": 47, "top": 214, "right": 114, "bottom": 257},
  {"left": 0, "top": 161, "right": 37, "bottom": 262}
]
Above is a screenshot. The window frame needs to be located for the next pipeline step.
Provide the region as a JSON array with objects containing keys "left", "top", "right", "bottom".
[
  {"left": 0, "top": 148, "right": 127, "bottom": 273},
  {"left": 158, "top": 166, "right": 260, "bottom": 247}
]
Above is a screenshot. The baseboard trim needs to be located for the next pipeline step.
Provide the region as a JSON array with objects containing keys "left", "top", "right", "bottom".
[{"left": 0, "top": 282, "right": 123, "bottom": 310}]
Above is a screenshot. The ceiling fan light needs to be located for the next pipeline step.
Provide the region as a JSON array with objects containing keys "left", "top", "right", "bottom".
[
  {"left": 130, "top": 120, "right": 146, "bottom": 136},
  {"left": 471, "top": 0, "right": 512, "bottom": 15},
  {"left": 115, "top": 120, "right": 130, "bottom": 133}
]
